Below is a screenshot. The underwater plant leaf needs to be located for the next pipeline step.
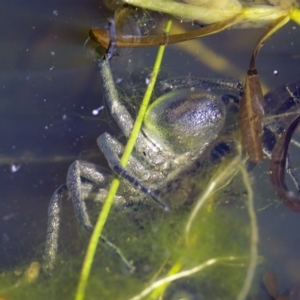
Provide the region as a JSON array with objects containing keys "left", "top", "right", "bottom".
[
  {"left": 270, "top": 114, "right": 300, "bottom": 212},
  {"left": 128, "top": 256, "right": 247, "bottom": 300},
  {"left": 124, "top": 0, "right": 299, "bottom": 27},
  {"left": 238, "top": 53, "right": 264, "bottom": 163},
  {"left": 89, "top": 14, "right": 242, "bottom": 49},
  {"left": 238, "top": 16, "right": 289, "bottom": 163},
  {"left": 290, "top": 7, "right": 300, "bottom": 26}
]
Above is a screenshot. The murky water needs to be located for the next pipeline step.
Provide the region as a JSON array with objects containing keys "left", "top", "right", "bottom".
[{"left": 1, "top": 0, "right": 300, "bottom": 299}]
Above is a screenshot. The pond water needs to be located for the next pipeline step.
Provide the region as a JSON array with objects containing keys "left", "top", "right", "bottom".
[{"left": 1, "top": 0, "right": 300, "bottom": 299}]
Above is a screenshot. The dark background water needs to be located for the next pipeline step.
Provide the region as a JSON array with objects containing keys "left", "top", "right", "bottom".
[{"left": 0, "top": 0, "right": 300, "bottom": 297}]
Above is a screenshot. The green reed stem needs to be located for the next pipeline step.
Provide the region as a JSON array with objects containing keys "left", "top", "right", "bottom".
[
  {"left": 291, "top": 7, "right": 300, "bottom": 26},
  {"left": 74, "top": 19, "right": 173, "bottom": 300}
]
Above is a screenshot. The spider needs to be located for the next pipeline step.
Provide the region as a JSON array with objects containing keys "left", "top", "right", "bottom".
[{"left": 43, "top": 55, "right": 298, "bottom": 272}]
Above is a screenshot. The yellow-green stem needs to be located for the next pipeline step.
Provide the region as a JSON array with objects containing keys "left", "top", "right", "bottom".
[
  {"left": 290, "top": 7, "right": 300, "bottom": 25},
  {"left": 74, "top": 19, "right": 172, "bottom": 300}
]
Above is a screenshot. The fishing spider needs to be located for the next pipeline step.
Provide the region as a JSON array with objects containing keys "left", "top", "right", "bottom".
[{"left": 43, "top": 55, "right": 250, "bottom": 271}]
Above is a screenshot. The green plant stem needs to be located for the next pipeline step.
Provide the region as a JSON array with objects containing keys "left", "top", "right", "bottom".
[
  {"left": 74, "top": 19, "right": 173, "bottom": 300},
  {"left": 124, "top": 0, "right": 242, "bottom": 24},
  {"left": 291, "top": 7, "right": 300, "bottom": 25}
]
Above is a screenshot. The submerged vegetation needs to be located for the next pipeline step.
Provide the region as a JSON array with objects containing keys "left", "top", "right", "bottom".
[
  {"left": 0, "top": 160, "right": 257, "bottom": 300},
  {"left": 1, "top": 1, "right": 300, "bottom": 300}
]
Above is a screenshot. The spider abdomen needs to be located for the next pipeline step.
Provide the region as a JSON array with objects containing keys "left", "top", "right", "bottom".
[{"left": 143, "top": 88, "right": 226, "bottom": 154}]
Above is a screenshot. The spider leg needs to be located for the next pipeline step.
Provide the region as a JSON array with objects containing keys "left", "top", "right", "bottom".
[
  {"left": 98, "top": 133, "right": 169, "bottom": 210},
  {"left": 66, "top": 160, "right": 112, "bottom": 231},
  {"left": 44, "top": 162, "right": 133, "bottom": 273},
  {"left": 44, "top": 164, "right": 110, "bottom": 272},
  {"left": 67, "top": 160, "right": 135, "bottom": 272},
  {"left": 43, "top": 184, "right": 67, "bottom": 272},
  {"left": 160, "top": 76, "right": 243, "bottom": 95},
  {"left": 99, "top": 132, "right": 150, "bottom": 181},
  {"left": 99, "top": 58, "right": 166, "bottom": 165}
]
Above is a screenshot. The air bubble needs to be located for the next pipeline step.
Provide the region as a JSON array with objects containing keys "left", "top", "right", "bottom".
[{"left": 92, "top": 106, "right": 104, "bottom": 115}]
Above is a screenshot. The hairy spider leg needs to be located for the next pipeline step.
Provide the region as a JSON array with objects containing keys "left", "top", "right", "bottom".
[
  {"left": 44, "top": 181, "right": 115, "bottom": 272},
  {"left": 160, "top": 77, "right": 243, "bottom": 96},
  {"left": 44, "top": 184, "right": 67, "bottom": 272},
  {"left": 44, "top": 162, "right": 134, "bottom": 272},
  {"left": 98, "top": 58, "right": 170, "bottom": 209},
  {"left": 98, "top": 133, "right": 169, "bottom": 210},
  {"left": 98, "top": 132, "right": 150, "bottom": 181},
  {"left": 44, "top": 162, "right": 111, "bottom": 272},
  {"left": 67, "top": 160, "right": 112, "bottom": 231},
  {"left": 99, "top": 58, "right": 166, "bottom": 166}
]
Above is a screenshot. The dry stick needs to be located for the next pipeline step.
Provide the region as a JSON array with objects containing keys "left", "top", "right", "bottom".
[{"left": 238, "top": 16, "right": 289, "bottom": 163}]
